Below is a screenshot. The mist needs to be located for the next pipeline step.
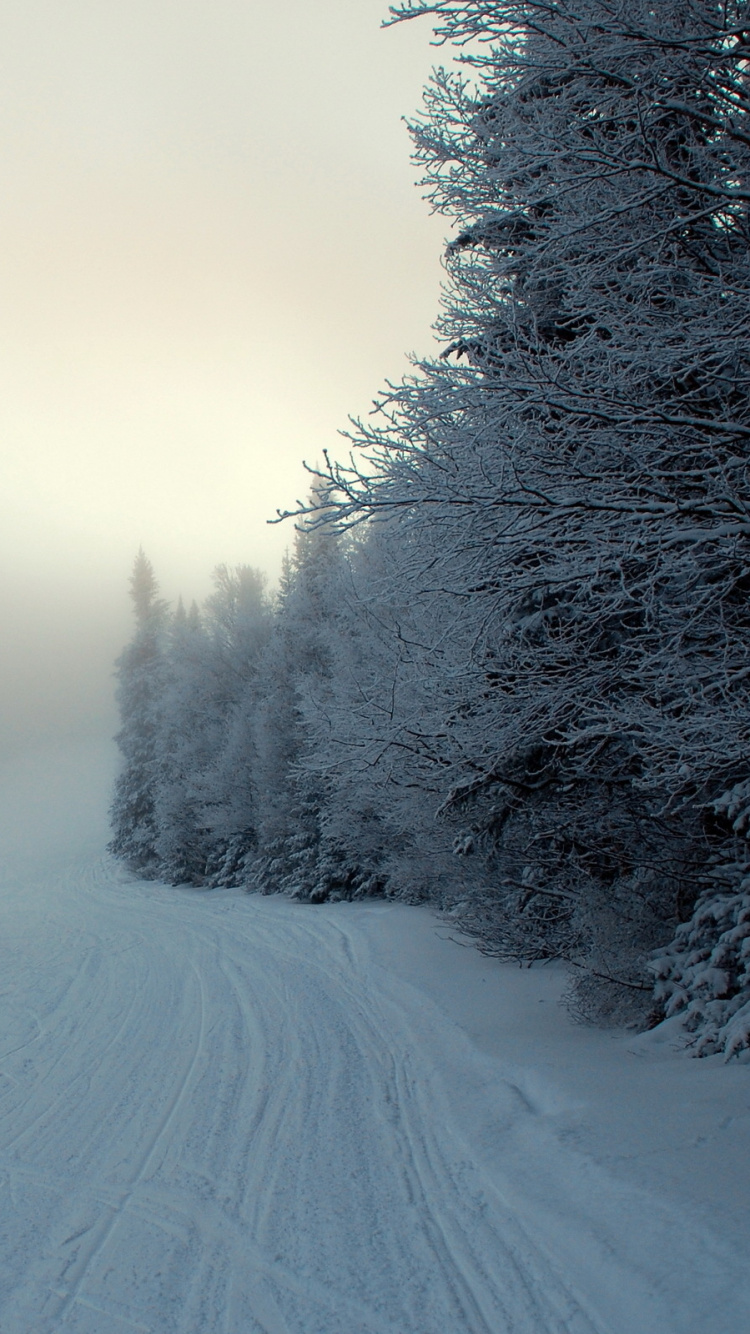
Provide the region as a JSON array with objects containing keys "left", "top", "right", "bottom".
[{"left": 0, "top": 0, "right": 446, "bottom": 760}]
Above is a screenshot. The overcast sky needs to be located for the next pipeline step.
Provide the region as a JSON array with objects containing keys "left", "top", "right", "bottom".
[{"left": 0, "top": 0, "right": 450, "bottom": 749}]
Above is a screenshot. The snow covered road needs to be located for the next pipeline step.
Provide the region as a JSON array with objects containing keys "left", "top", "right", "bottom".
[{"left": 0, "top": 742, "right": 748, "bottom": 1333}]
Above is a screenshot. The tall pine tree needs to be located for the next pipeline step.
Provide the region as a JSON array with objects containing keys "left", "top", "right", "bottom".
[{"left": 109, "top": 550, "right": 169, "bottom": 874}]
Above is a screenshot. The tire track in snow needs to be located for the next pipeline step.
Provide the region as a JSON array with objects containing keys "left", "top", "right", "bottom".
[
  {"left": 389, "top": 1045, "right": 602, "bottom": 1334},
  {"left": 41, "top": 956, "right": 207, "bottom": 1331},
  {"left": 284, "top": 913, "right": 594, "bottom": 1333},
  {"left": 0, "top": 856, "right": 725, "bottom": 1333},
  {"left": 206, "top": 944, "right": 404, "bottom": 1334},
  {"left": 208, "top": 907, "right": 603, "bottom": 1334},
  {"left": 187, "top": 922, "right": 465, "bottom": 1334},
  {"left": 0, "top": 938, "right": 145, "bottom": 1163}
]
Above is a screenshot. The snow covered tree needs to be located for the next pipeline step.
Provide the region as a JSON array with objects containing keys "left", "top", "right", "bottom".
[
  {"left": 109, "top": 550, "right": 169, "bottom": 873},
  {"left": 154, "top": 566, "right": 272, "bottom": 886},
  {"left": 252, "top": 503, "right": 353, "bottom": 900},
  {"left": 652, "top": 873, "right": 750, "bottom": 1059},
  {"left": 301, "top": 0, "right": 750, "bottom": 1027},
  {"left": 297, "top": 512, "right": 487, "bottom": 907},
  {"left": 197, "top": 565, "right": 274, "bottom": 884},
  {"left": 152, "top": 598, "right": 214, "bottom": 883}
]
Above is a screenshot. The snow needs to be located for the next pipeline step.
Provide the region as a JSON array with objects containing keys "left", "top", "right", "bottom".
[{"left": 0, "top": 742, "right": 748, "bottom": 1332}]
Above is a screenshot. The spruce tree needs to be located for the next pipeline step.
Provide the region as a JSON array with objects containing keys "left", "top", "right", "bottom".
[
  {"left": 109, "top": 550, "right": 169, "bottom": 874},
  {"left": 152, "top": 598, "right": 213, "bottom": 884},
  {"left": 252, "top": 506, "right": 349, "bottom": 900}
]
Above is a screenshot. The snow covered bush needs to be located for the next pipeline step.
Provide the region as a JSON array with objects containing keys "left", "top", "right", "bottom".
[{"left": 652, "top": 876, "right": 750, "bottom": 1059}]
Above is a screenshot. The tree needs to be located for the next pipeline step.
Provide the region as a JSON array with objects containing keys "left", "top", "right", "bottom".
[
  {"left": 152, "top": 598, "right": 214, "bottom": 883},
  {"left": 198, "top": 566, "right": 274, "bottom": 884},
  {"left": 109, "top": 550, "right": 169, "bottom": 874},
  {"left": 154, "top": 567, "right": 273, "bottom": 886},
  {"left": 298, "top": 512, "right": 487, "bottom": 907},
  {"left": 300, "top": 0, "right": 750, "bottom": 1030},
  {"left": 252, "top": 502, "right": 352, "bottom": 900}
]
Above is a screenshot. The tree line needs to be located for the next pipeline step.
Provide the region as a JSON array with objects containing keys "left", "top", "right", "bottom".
[{"left": 110, "top": 0, "right": 750, "bottom": 1058}]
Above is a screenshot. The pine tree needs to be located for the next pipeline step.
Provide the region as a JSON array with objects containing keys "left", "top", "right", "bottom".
[
  {"left": 252, "top": 507, "right": 350, "bottom": 900},
  {"left": 152, "top": 598, "right": 214, "bottom": 883},
  {"left": 154, "top": 569, "right": 272, "bottom": 886},
  {"left": 198, "top": 566, "right": 273, "bottom": 885},
  {"left": 109, "top": 550, "right": 169, "bottom": 874}
]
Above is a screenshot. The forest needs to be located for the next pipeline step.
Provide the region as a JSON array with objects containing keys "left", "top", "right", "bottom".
[{"left": 110, "top": 0, "right": 750, "bottom": 1059}]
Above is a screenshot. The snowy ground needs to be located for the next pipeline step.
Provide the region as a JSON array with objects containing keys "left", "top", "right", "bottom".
[{"left": 0, "top": 741, "right": 748, "bottom": 1333}]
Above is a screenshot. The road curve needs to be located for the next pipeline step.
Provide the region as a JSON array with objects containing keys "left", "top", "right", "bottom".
[{"left": 0, "top": 841, "right": 746, "bottom": 1333}]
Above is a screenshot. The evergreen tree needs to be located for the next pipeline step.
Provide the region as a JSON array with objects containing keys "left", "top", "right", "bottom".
[
  {"left": 109, "top": 550, "right": 169, "bottom": 874},
  {"left": 252, "top": 506, "right": 350, "bottom": 900},
  {"left": 152, "top": 598, "right": 214, "bottom": 883},
  {"left": 154, "top": 568, "right": 272, "bottom": 885},
  {"left": 198, "top": 566, "right": 273, "bottom": 885}
]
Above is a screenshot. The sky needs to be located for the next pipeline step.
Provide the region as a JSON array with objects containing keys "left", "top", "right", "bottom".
[{"left": 0, "top": 0, "right": 450, "bottom": 750}]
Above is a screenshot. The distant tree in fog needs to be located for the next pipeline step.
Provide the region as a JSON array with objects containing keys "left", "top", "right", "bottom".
[
  {"left": 179, "top": 565, "right": 273, "bottom": 886},
  {"left": 109, "top": 550, "right": 169, "bottom": 874},
  {"left": 152, "top": 598, "right": 212, "bottom": 884}
]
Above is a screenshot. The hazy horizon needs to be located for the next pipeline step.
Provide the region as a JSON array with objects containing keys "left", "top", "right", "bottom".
[{"left": 0, "top": 1, "right": 450, "bottom": 751}]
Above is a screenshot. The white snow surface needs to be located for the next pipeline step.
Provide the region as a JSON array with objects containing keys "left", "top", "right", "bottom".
[{"left": 0, "top": 741, "right": 748, "bottom": 1333}]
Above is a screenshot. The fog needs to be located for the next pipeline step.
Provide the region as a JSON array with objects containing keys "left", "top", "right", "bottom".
[{"left": 0, "top": 0, "right": 447, "bottom": 755}]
